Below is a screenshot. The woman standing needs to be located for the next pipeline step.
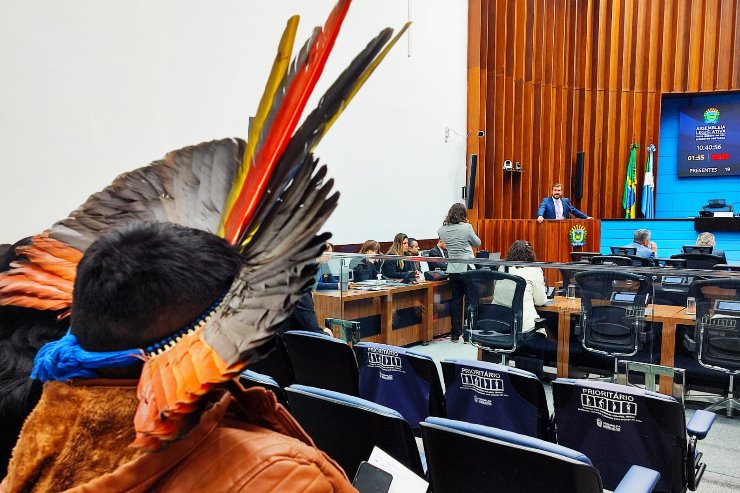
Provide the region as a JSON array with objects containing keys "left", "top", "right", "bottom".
[{"left": 437, "top": 203, "right": 481, "bottom": 342}]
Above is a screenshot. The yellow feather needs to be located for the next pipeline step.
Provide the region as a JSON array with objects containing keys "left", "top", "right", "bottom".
[
  {"left": 316, "top": 22, "right": 411, "bottom": 145},
  {"left": 218, "top": 16, "right": 299, "bottom": 238}
]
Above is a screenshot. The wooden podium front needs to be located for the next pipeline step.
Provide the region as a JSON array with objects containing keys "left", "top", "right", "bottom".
[{"left": 475, "top": 219, "right": 601, "bottom": 284}]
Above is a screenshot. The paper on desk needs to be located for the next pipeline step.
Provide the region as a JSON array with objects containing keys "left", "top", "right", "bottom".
[{"left": 367, "top": 446, "right": 428, "bottom": 493}]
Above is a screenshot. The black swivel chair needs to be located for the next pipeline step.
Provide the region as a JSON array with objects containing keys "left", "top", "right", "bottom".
[
  {"left": 683, "top": 279, "right": 740, "bottom": 417},
  {"left": 590, "top": 255, "right": 634, "bottom": 267},
  {"left": 570, "top": 251, "right": 601, "bottom": 263},
  {"left": 669, "top": 253, "right": 724, "bottom": 270},
  {"left": 574, "top": 271, "right": 652, "bottom": 377},
  {"left": 421, "top": 417, "right": 661, "bottom": 493},
  {"left": 281, "top": 330, "right": 359, "bottom": 396},
  {"left": 461, "top": 269, "right": 533, "bottom": 363}
]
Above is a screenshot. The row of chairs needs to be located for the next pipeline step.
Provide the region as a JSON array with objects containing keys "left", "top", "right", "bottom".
[
  {"left": 242, "top": 360, "right": 716, "bottom": 493},
  {"left": 570, "top": 249, "right": 734, "bottom": 270}
]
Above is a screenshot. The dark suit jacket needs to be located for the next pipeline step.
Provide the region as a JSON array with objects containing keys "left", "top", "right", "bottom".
[
  {"left": 537, "top": 197, "right": 588, "bottom": 219},
  {"left": 426, "top": 245, "right": 448, "bottom": 271}
]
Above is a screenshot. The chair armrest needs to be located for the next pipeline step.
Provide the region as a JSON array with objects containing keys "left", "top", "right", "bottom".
[
  {"left": 613, "top": 465, "right": 661, "bottom": 493},
  {"left": 687, "top": 410, "right": 716, "bottom": 440}
]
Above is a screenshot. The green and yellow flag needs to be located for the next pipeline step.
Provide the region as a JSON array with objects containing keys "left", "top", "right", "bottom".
[{"left": 622, "top": 143, "right": 639, "bottom": 218}]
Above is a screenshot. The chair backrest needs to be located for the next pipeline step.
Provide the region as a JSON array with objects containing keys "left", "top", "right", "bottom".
[
  {"left": 574, "top": 271, "right": 650, "bottom": 356},
  {"left": 669, "top": 253, "right": 724, "bottom": 269},
  {"left": 655, "top": 257, "right": 687, "bottom": 268},
  {"left": 682, "top": 245, "right": 713, "bottom": 254},
  {"left": 353, "top": 342, "right": 444, "bottom": 430},
  {"left": 461, "top": 269, "right": 527, "bottom": 352},
  {"left": 245, "top": 334, "right": 294, "bottom": 389},
  {"left": 553, "top": 379, "right": 686, "bottom": 493},
  {"left": 570, "top": 251, "right": 601, "bottom": 263},
  {"left": 286, "top": 385, "right": 424, "bottom": 478},
  {"left": 610, "top": 246, "right": 637, "bottom": 256},
  {"left": 282, "top": 330, "right": 359, "bottom": 396},
  {"left": 653, "top": 274, "right": 692, "bottom": 306},
  {"left": 239, "top": 370, "right": 289, "bottom": 409},
  {"left": 590, "top": 255, "right": 633, "bottom": 266},
  {"left": 421, "top": 417, "right": 603, "bottom": 493},
  {"left": 689, "top": 278, "right": 740, "bottom": 374},
  {"left": 441, "top": 359, "right": 549, "bottom": 439},
  {"left": 627, "top": 255, "right": 655, "bottom": 267}
]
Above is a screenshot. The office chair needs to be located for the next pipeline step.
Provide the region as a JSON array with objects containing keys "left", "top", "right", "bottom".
[
  {"left": 353, "top": 342, "right": 445, "bottom": 431},
  {"left": 441, "top": 359, "right": 550, "bottom": 439},
  {"left": 682, "top": 245, "right": 713, "bottom": 255},
  {"left": 281, "top": 330, "right": 360, "bottom": 396},
  {"left": 239, "top": 370, "right": 290, "bottom": 409},
  {"left": 285, "top": 385, "right": 425, "bottom": 479},
  {"left": 669, "top": 253, "right": 724, "bottom": 270},
  {"left": 654, "top": 258, "right": 687, "bottom": 268},
  {"left": 683, "top": 278, "right": 740, "bottom": 417},
  {"left": 461, "top": 269, "right": 534, "bottom": 363},
  {"left": 574, "top": 271, "right": 651, "bottom": 378},
  {"left": 653, "top": 275, "right": 692, "bottom": 307},
  {"left": 610, "top": 246, "right": 638, "bottom": 256},
  {"left": 590, "top": 255, "right": 634, "bottom": 267},
  {"left": 701, "top": 198, "right": 732, "bottom": 214},
  {"left": 560, "top": 266, "right": 585, "bottom": 297},
  {"left": 553, "top": 379, "right": 716, "bottom": 493},
  {"left": 246, "top": 333, "right": 294, "bottom": 389},
  {"left": 570, "top": 251, "right": 601, "bottom": 263},
  {"left": 420, "top": 417, "right": 661, "bottom": 493}
]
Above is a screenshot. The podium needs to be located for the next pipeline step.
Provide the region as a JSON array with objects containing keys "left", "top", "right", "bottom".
[{"left": 474, "top": 219, "right": 601, "bottom": 285}]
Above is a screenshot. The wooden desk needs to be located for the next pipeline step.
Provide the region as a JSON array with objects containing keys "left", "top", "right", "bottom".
[
  {"left": 539, "top": 296, "right": 692, "bottom": 394},
  {"left": 313, "top": 281, "right": 451, "bottom": 346}
]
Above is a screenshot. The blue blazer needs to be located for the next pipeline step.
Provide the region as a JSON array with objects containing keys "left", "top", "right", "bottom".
[{"left": 536, "top": 197, "right": 588, "bottom": 219}]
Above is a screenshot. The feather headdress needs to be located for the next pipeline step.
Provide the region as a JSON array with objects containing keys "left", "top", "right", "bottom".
[{"left": 0, "top": 0, "right": 409, "bottom": 450}]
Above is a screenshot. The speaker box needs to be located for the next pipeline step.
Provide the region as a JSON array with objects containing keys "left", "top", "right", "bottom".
[
  {"left": 573, "top": 151, "right": 584, "bottom": 200},
  {"left": 466, "top": 154, "right": 478, "bottom": 209}
]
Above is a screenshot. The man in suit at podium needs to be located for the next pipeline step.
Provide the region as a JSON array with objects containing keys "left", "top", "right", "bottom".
[{"left": 536, "top": 183, "right": 591, "bottom": 223}]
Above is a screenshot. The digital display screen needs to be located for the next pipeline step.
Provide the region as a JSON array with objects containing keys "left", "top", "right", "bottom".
[
  {"left": 678, "top": 102, "right": 740, "bottom": 177},
  {"left": 613, "top": 293, "right": 636, "bottom": 303},
  {"left": 662, "top": 276, "right": 686, "bottom": 285},
  {"left": 716, "top": 300, "right": 740, "bottom": 313}
]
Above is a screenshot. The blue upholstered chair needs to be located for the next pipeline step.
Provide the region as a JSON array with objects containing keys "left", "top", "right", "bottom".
[
  {"left": 282, "top": 330, "right": 359, "bottom": 396},
  {"left": 285, "top": 385, "right": 425, "bottom": 479},
  {"left": 553, "top": 379, "right": 715, "bottom": 493},
  {"left": 239, "top": 370, "right": 289, "bottom": 409},
  {"left": 441, "top": 358, "right": 550, "bottom": 439},
  {"left": 353, "top": 342, "right": 444, "bottom": 431},
  {"left": 420, "top": 417, "right": 660, "bottom": 493}
]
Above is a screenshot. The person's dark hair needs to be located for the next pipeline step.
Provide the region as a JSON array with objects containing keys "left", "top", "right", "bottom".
[
  {"left": 444, "top": 203, "right": 468, "bottom": 225},
  {"left": 506, "top": 240, "right": 536, "bottom": 262},
  {"left": 0, "top": 237, "right": 68, "bottom": 477},
  {"left": 359, "top": 240, "right": 380, "bottom": 254},
  {"left": 71, "top": 222, "right": 243, "bottom": 352}
]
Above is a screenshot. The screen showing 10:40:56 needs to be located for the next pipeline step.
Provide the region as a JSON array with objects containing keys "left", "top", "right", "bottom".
[{"left": 678, "top": 102, "right": 740, "bottom": 177}]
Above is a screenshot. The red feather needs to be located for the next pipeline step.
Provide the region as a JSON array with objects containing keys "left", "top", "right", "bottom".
[{"left": 222, "top": 0, "right": 351, "bottom": 244}]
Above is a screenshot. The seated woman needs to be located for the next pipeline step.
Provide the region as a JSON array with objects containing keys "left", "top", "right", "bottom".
[
  {"left": 381, "top": 233, "right": 417, "bottom": 280},
  {"left": 351, "top": 240, "right": 382, "bottom": 282},
  {"left": 316, "top": 243, "right": 340, "bottom": 290},
  {"left": 492, "top": 240, "right": 547, "bottom": 334}
]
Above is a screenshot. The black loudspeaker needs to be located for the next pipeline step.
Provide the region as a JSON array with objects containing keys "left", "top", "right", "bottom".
[
  {"left": 466, "top": 154, "right": 478, "bottom": 209},
  {"left": 573, "top": 151, "right": 584, "bottom": 200}
]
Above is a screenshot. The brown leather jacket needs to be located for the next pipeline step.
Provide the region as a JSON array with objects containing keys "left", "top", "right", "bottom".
[{"left": 2, "top": 379, "right": 356, "bottom": 493}]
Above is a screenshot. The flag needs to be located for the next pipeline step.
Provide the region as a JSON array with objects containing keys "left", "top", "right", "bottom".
[
  {"left": 622, "top": 142, "right": 639, "bottom": 218},
  {"left": 641, "top": 143, "right": 656, "bottom": 219}
]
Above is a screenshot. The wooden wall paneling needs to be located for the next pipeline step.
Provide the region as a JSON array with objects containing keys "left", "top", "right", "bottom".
[
  {"left": 647, "top": 0, "right": 662, "bottom": 94},
  {"left": 687, "top": 0, "right": 706, "bottom": 92},
  {"left": 715, "top": 0, "right": 736, "bottom": 90},
  {"left": 479, "top": 0, "right": 490, "bottom": 220},
  {"left": 661, "top": 0, "right": 677, "bottom": 92},
  {"left": 674, "top": 0, "right": 691, "bottom": 92},
  {"left": 702, "top": 0, "right": 720, "bottom": 91},
  {"left": 733, "top": 0, "right": 740, "bottom": 87}
]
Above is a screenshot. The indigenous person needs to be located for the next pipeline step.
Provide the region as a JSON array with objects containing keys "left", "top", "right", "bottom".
[
  {"left": 2, "top": 223, "right": 353, "bottom": 492},
  {"left": 351, "top": 240, "right": 381, "bottom": 282},
  {"left": 437, "top": 203, "right": 481, "bottom": 342},
  {"left": 536, "top": 183, "right": 591, "bottom": 222}
]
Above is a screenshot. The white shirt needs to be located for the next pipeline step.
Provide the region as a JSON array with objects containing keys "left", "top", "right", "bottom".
[
  {"left": 553, "top": 198, "right": 564, "bottom": 219},
  {"left": 491, "top": 266, "right": 548, "bottom": 332}
]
